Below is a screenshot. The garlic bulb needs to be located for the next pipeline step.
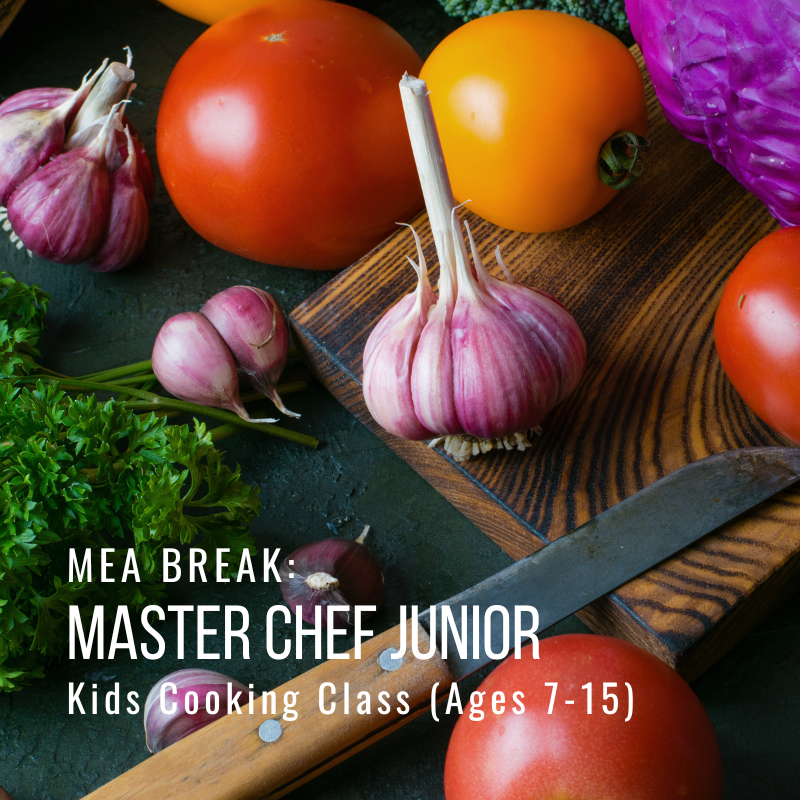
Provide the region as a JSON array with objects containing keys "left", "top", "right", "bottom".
[
  {"left": 362, "top": 75, "right": 586, "bottom": 462},
  {"left": 0, "top": 54, "right": 153, "bottom": 270}
]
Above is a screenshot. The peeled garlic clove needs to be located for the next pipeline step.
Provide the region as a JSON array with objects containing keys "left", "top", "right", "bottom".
[
  {"left": 363, "top": 226, "right": 436, "bottom": 439},
  {"left": 279, "top": 526, "right": 385, "bottom": 627},
  {"left": 88, "top": 127, "right": 150, "bottom": 272},
  {"left": 201, "top": 285, "right": 297, "bottom": 418},
  {"left": 144, "top": 669, "right": 249, "bottom": 753},
  {"left": 152, "top": 311, "right": 278, "bottom": 424}
]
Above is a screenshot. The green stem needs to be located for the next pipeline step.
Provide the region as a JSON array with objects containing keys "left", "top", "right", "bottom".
[
  {"left": 17, "top": 376, "right": 318, "bottom": 448},
  {"left": 209, "top": 423, "right": 240, "bottom": 443},
  {"left": 76, "top": 359, "right": 152, "bottom": 382},
  {"left": 106, "top": 373, "right": 158, "bottom": 387},
  {"left": 598, "top": 131, "right": 651, "bottom": 190}
]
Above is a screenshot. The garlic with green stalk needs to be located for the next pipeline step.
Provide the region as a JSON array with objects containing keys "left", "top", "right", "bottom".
[{"left": 362, "top": 75, "right": 586, "bottom": 462}]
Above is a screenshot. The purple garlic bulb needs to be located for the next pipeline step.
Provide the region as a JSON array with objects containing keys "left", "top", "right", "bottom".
[{"left": 0, "top": 55, "right": 153, "bottom": 270}]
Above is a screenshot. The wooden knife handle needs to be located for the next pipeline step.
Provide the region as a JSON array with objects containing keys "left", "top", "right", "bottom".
[{"left": 85, "top": 621, "right": 454, "bottom": 800}]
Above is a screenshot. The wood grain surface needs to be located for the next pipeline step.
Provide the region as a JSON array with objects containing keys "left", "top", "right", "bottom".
[
  {"left": 85, "top": 622, "right": 453, "bottom": 800},
  {"left": 289, "top": 47, "right": 800, "bottom": 681}
]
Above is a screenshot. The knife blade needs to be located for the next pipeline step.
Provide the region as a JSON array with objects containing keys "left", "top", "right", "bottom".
[
  {"left": 84, "top": 447, "right": 800, "bottom": 800},
  {"left": 421, "top": 446, "right": 800, "bottom": 679}
]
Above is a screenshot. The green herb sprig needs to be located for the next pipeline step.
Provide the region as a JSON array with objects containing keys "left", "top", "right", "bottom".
[{"left": 0, "top": 273, "right": 307, "bottom": 691}]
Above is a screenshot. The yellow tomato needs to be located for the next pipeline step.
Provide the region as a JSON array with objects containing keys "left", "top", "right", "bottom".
[
  {"left": 420, "top": 10, "right": 647, "bottom": 233},
  {"left": 158, "top": 0, "right": 266, "bottom": 25}
]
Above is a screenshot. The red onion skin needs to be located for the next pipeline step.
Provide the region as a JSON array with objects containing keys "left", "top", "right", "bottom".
[
  {"left": 7, "top": 135, "right": 110, "bottom": 264},
  {"left": 88, "top": 128, "right": 150, "bottom": 272},
  {"left": 152, "top": 311, "right": 248, "bottom": 413},
  {"left": 201, "top": 286, "right": 295, "bottom": 416},
  {"left": 144, "top": 669, "right": 248, "bottom": 753},
  {"left": 279, "top": 538, "right": 385, "bottom": 628}
]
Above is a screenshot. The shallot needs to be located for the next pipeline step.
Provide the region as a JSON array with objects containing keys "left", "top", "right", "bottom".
[{"left": 279, "top": 526, "right": 385, "bottom": 627}]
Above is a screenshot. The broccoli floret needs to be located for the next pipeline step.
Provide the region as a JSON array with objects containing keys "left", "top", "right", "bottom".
[{"left": 438, "top": 0, "right": 630, "bottom": 35}]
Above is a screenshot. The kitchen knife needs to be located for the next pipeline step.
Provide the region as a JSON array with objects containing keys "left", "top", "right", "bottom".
[{"left": 85, "top": 446, "right": 800, "bottom": 800}]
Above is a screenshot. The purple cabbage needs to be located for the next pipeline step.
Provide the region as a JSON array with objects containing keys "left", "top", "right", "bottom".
[{"left": 627, "top": 0, "right": 800, "bottom": 226}]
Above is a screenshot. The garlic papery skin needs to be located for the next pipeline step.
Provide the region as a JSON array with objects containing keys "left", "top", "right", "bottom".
[
  {"left": 358, "top": 74, "right": 587, "bottom": 462},
  {"left": 449, "top": 213, "right": 555, "bottom": 440},
  {"left": 144, "top": 669, "right": 249, "bottom": 753},
  {"left": 363, "top": 225, "right": 436, "bottom": 440},
  {"left": 6, "top": 103, "right": 120, "bottom": 264},
  {"left": 200, "top": 286, "right": 297, "bottom": 418},
  {"left": 278, "top": 526, "right": 385, "bottom": 628},
  {"left": 152, "top": 311, "right": 278, "bottom": 424},
  {"left": 88, "top": 126, "right": 149, "bottom": 272},
  {"left": 477, "top": 242, "right": 586, "bottom": 406},
  {"left": 0, "top": 87, "right": 75, "bottom": 117}
]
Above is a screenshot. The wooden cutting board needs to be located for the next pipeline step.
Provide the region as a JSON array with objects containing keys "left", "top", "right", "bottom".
[{"left": 289, "top": 47, "right": 800, "bottom": 681}]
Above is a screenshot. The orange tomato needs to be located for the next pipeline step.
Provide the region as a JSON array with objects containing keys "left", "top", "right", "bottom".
[
  {"left": 158, "top": 0, "right": 265, "bottom": 25},
  {"left": 420, "top": 10, "right": 647, "bottom": 233}
]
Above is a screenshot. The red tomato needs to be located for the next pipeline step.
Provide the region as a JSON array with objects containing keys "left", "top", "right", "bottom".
[
  {"left": 157, "top": 0, "right": 423, "bottom": 270},
  {"left": 445, "top": 634, "right": 722, "bottom": 800},
  {"left": 715, "top": 227, "right": 800, "bottom": 443}
]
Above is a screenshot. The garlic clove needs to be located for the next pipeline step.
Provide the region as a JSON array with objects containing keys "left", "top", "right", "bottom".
[
  {"left": 0, "top": 107, "right": 71, "bottom": 206},
  {"left": 0, "top": 63, "right": 105, "bottom": 205},
  {"left": 6, "top": 105, "right": 120, "bottom": 264},
  {"left": 200, "top": 286, "right": 297, "bottom": 418},
  {"left": 363, "top": 226, "right": 436, "bottom": 440},
  {"left": 492, "top": 247, "right": 586, "bottom": 404},
  {"left": 88, "top": 126, "right": 150, "bottom": 272},
  {"left": 144, "top": 669, "right": 249, "bottom": 753},
  {"left": 409, "top": 293, "right": 462, "bottom": 436},
  {"left": 472, "top": 236, "right": 586, "bottom": 406},
  {"left": 153, "top": 311, "right": 277, "bottom": 423},
  {"left": 451, "top": 284, "right": 553, "bottom": 439},
  {"left": 279, "top": 527, "right": 385, "bottom": 628}
]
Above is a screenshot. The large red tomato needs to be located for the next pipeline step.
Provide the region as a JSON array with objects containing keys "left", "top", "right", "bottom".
[
  {"left": 715, "top": 227, "right": 800, "bottom": 443},
  {"left": 445, "top": 635, "right": 723, "bottom": 800},
  {"left": 157, "top": 0, "right": 423, "bottom": 270}
]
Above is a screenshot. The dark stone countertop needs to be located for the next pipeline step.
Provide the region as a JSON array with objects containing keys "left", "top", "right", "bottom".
[{"left": 0, "top": 1, "right": 798, "bottom": 798}]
